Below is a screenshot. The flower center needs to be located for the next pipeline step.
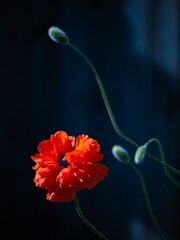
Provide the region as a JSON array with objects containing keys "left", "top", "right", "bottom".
[{"left": 58, "top": 155, "right": 69, "bottom": 168}]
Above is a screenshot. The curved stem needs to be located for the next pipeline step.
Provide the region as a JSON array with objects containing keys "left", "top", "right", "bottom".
[
  {"left": 68, "top": 43, "right": 138, "bottom": 148},
  {"left": 128, "top": 161, "right": 167, "bottom": 239},
  {"left": 74, "top": 195, "right": 108, "bottom": 240},
  {"left": 146, "top": 152, "right": 180, "bottom": 175},
  {"left": 146, "top": 138, "right": 180, "bottom": 188},
  {"left": 67, "top": 42, "right": 180, "bottom": 176}
]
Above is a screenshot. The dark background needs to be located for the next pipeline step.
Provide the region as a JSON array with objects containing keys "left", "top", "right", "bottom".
[{"left": 0, "top": 0, "right": 179, "bottom": 239}]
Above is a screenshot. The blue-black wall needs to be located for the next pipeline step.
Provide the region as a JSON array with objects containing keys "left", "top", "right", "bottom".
[{"left": 0, "top": 1, "right": 179, "bottom": 239}]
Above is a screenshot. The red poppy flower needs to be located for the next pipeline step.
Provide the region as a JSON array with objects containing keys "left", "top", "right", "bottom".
[{"left": 31, "top": 131, "right": 108, "bottom": 202}]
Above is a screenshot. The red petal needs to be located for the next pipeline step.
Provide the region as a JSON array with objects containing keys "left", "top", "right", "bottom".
[
  {"left": 57, "top": 168, "right": 81, "bottom": 191},
  {"left": 31, "top": 131, "right": 109, "bottom": 202},
  {"left": 37, "top": 139, "right": 58, "bottom": 160},
  {"left": 51, "top": 131, "right": 75, "bottom": 156},
  {"left": 74, "top": 162, "right": 109, "bottom": 190},
  {"left": 33, "top": 170, "right": 59, "bottom": 188},
  {"left": 46, "top": 185, "right": 76, "bottom": 202}
]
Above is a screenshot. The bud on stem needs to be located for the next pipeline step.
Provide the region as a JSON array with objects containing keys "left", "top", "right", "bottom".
[
  {"left": 48, "top": 26, "right": 69, "bottom": 45},
  {"left": 112, "top": 145, "right": 130, "bottom": 163},
  {"left": 134, "top": 145, "right": 147, "bottom": 165}
]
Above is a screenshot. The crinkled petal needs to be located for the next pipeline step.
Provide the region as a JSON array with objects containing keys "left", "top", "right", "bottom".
[
  {"left": 31, "top": 154, "right": 60, "bottom": 171},
  {"left": 84, "top": 163, "right": 109, "bottom": 189},
  {"left": 37, "top": 139, "right": 58, "bottom": 160},
  {"left": 31, "top": 131, "right": 109, "bottom": 203},
  {"left": 66, "top": 134, "right": 104, "bottom": 165},
  {"left": 34, "top": 131, "right": 75, "bottom": 162},
  {"left": 75, "top": 134, "right": 103, "bottom": 162},
  {"left": 33, "top": 170, "right": 59, "bottom": 188},
  {"left": 57, "top": 162, "right": 108, "bottom": 192},
  {"left": 51, "top": 131, "right": 75, "bottom": 156},
  {"left": 46, "top": 184, "right": 76, "bottom": 202},
  {"left": 74, "top": 162, "right": 108, "bottom": 190},
  {"left": 56, "top": 168, "right": 82, "bottom": 191}
]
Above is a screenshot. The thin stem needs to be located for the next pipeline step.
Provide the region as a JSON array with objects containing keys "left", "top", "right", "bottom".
[
  {"left": 74, "top": 195, "right": 109, "bottom": 240},
  {"left": 128, "top": 161, "right": 167, "bottom": 239},
  {"left": 68, "top": 43, "right": 138, "bottom": 148},
  {"left": 146, "top": 138, "right": 180, "bottom": 189},
  {"left": 146, "top": 152, "right": 180, "bottom": 175},
  {"left": 67, "top": 42, "right": 180, "bottom": 176}
]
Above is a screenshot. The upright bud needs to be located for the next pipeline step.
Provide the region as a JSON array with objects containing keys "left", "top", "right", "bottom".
[
  {"left": 134, "top": 145, "right": 147, "bottom": 165},
  {"left": 48, "top": 26, "right": 69, "bottom": 45},
  {"left": 112, "top": 145, "right": 130, "bottom": 163}
]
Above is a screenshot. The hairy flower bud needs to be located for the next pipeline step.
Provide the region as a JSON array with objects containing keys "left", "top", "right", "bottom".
[
  {"left": 112, "top": 145, "right": 130, "bottom": 163},
  {"left": 48, "top": 26, "right": 69, "bottom": 45},
  {"left": 134, "top": 145, "right": 147, "bottom": 165}
]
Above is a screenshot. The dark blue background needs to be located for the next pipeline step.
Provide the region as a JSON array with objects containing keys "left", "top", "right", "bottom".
[{"left": 0, "top": 0, "right": 179, "bottom": 239}]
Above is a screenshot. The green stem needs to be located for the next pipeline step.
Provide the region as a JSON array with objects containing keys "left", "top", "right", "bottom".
[
  {"left": 68, "top": 43, "right": 138, "bottom": 148},
  {"left": 128, "top": 161, "right": 167, "bottom": 239},
  {"left": 74, "top": 195, "right": 108, "bottom": 240},
  {"left": 146, "top": 152, "right": 180, "bottom": 175},
  {"left": 67, "top": 42, "right": 180, "bottom": 176},
  {"left": 146, "top": 138, "right": 180, "bottom": 188}
]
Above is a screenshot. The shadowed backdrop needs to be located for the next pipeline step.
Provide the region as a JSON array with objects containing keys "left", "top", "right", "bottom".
[{"left": 0, "top": 0, "right": 179, "bottom": 239}]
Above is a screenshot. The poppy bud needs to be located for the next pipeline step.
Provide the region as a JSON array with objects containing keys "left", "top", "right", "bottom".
[
  {"left": 48, "top": 26, "right": 69, "bottom": 45},
  {"left": 134, "top": 145, "right": 147, "bottom": 165},
  {"left": 112, "top": 145, "right": 130, "bottom": 163}
]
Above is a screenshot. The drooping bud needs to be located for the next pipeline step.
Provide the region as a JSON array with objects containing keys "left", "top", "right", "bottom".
[
  {"left": 48, "top": 26, "right": 69, "bottom": 45},
  {"left": 112, "top": 145, "right": 130, "bottom": 163},
  {"left": 134, "top": 145, "right": 147, "bottom": 165}
]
